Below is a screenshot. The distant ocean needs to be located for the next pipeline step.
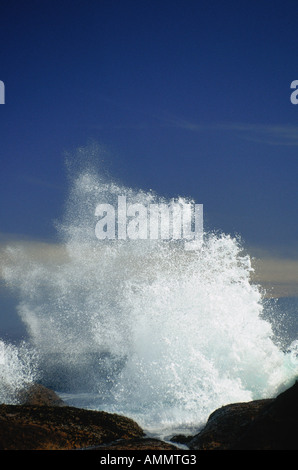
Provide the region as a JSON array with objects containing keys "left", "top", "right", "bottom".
[{"left": 1, "top": 161, "right": 297, "bottom": 439}]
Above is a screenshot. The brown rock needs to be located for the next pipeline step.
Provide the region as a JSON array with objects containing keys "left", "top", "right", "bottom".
[
  {"left": 0, "top": 404, "right": 144, "bottom": 450},
  {"left": 189, "top": 399, "right": 273, "bottom": 450},
  {"left": 16, "top": 384, "right": 66, "bottom": 407}
]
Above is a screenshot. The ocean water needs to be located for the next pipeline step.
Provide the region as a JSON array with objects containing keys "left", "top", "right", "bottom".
[{"left": 1, "top": 157, "right": 297, "bottom": 438}]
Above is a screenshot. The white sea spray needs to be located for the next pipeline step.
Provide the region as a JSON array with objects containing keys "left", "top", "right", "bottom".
[{"left": 1, "top": 148, "right": 297, "bottom": 434}]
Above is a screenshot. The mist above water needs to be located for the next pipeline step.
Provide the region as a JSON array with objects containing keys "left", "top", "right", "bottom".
[{"left": 1, "top": 148, "right": 297, "bottom": 435}]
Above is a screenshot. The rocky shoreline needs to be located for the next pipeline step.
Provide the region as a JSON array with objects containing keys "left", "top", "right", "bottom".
[{"left": 0, "top": 381, "right": 297, "bottom": 450}]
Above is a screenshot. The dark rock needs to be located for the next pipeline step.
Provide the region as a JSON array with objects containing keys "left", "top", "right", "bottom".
[
  {"left": 189, "top": 399, "right": 273, "bottom": 450},
  {"left": 0, "top": 404, "right": 144, "bottom": 450},
  {"left": 189, "top": 381, "right": 298, "bottom": 450},
  {"left": 230, "top": 381, "right": 298, "bottom": 450},
  {"left": 16, "top": 384, "right": 66, "bottom": 407},
  {"left": 170, "top": 434, "right": 194, "bottom": 445}
]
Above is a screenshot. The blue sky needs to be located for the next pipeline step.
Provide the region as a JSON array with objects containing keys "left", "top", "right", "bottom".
[{"left": 1, "top": 0, "right": 298, "bottom": 254}]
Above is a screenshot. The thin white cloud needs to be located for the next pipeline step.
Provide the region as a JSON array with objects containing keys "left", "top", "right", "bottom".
[
  {"left": 161, "top": 115, "right": 298, "bottom": 146},
  {"left": 224, "top": 122, "right": 298, "bottom": 146}
]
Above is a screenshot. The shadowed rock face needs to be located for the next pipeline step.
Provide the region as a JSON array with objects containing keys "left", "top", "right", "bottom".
[
  {"left": 230, "top": 381, "right": 298, "bottom": 450},
  {"left": 188, "top": 381, "right": 298, "bottom": 450},
  {"left": 187, "top": 399, "right": 274, "bottom": 450}
]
